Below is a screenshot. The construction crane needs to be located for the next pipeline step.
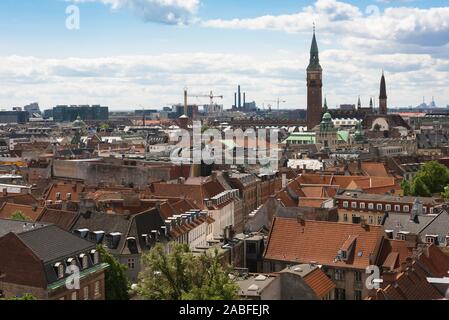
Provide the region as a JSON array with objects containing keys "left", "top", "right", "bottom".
[
  {"left": 185, "top": 89, "right": 224, "bottom": 114},
  {"left": 265, "top": 98, "right": 286, "bottom": 115}
]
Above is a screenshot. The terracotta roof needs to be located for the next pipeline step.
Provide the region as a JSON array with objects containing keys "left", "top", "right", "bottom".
[
  {"left": 45, "top": 182, "right": 85, "bottom": 202},
  {"left": 361, "top": 162, "right": 390, "bottom": 177},
  {"left": 36, "top": 208, "right": 79, "bottom": 231},
  {"left": 151, "top": 180, "right": 226, "bottom": 208},
  {"left": 417, "top": 245, "right": 449, "bottom": 278},
  {"left": 303, "top": 268, "right": 336, "bottom": 299},
  {"left": 264, "top": 218, "right": 385, "bottom": 270},
  {"left": 0, "top": 203, "right": 44, "bottom": 221},
  {"left": 376, "top": 239, "right": 414, "bottom": 271},
  {"left": 377, "top": 263, "right": 443, "bottom": 300}
]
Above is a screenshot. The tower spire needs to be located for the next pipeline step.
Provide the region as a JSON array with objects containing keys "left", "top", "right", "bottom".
[
  {"left": 379, "top": 70, "right": 388, "bottom": 115},
  {"left": 308, "top": 24, "right": 321, "bottom": 70}
]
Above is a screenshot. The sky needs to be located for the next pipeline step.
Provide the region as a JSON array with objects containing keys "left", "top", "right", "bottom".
[{"left": 0, "top": 0, "right": 449, "bottom": 111}]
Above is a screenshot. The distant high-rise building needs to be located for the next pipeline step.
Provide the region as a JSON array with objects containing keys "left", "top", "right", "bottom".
[
  {"left": 307, "top": 27, "right": 323, "bottom": 130},
  {"left": 0, "top": 111, "right": 29, "bottom": 124},
  {"left": 52, "top": 105, "right": 109, "bottom": 122},
  {"left": 379, "top": 71, "right": 388, "bottom": 115}
]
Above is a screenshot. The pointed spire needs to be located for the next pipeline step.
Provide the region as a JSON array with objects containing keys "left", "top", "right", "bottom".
[
  {"left": 380, "top": 71, "right": 387, "bottom": 100},
  {"left": 308, "top": 24, "right": 321, "bottom": 70},
  {"left": 323, "top": 96, "right": 328, "bottom": 113},
  {"left": 357, "top": 96, "right": 362, "bottom": 109},
  {"left": 370, "top": 97, "right": 373, "bottom": 109}
]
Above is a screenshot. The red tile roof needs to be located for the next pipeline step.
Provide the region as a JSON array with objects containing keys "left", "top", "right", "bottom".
[
  {"left": 264, "top": 218, "right": 385, "bottom": 270},
  {"left": 0, "top": 203, "right": 44, "bottom": 221},
  {"left": 303, "top": 268, "right": 336, "bottom": 299}
]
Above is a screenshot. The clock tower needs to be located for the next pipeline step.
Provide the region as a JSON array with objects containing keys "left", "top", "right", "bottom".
[{"left": 306, "top": 26, "right": 323, "bottom": 130}]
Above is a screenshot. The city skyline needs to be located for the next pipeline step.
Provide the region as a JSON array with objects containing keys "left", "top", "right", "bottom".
[{"left": 1, "top": 0, "right": 449, "bottom": 110}]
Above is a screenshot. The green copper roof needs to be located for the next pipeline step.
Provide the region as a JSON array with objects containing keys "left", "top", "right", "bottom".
[
  {"left": 47, "top": 263, "right": 109, "bottom": 291},
  {"left": 337, "top": 131, "right": 350, "bottom": 143}
]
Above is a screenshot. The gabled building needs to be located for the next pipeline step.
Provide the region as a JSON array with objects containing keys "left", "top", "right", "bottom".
[
  {"left": 0, "top": 219, "right": 107, "bottom": 300},
  {"left": 263, "top": 217, "right": 385, "bottom": 300}
]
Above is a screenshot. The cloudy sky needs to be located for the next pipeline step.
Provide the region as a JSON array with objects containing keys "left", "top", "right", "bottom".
[{"left": 1, "top": 0, "right": 448, "bottom": 110}]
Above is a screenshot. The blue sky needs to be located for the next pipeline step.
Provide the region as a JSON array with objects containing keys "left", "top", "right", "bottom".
[{"left": 1, "top": 0, "right": 449, "bottom": 110}]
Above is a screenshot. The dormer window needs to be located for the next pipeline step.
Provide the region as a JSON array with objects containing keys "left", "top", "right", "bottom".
[
  {"left": 55, "top": 262, "right": 64, "bottom": 279},
  {"left": 91, "top": 249, "right": 99, "bottom": 264},
  {"left": 426, "top": 235, "right": 438, "bottom": 245},
  {"left": 368, "top": 203, "right": 374, "bottom": 210},
  {"left": 67, "top": 257, "right": 76, "bottom": 266},
  {"left": 394, "top": 205, "right": 401, "bottom": 212},
  {"left": 403, "top": 205, "right": 410, "bottom": 213},
  {"left": 80, "top": 254, "right": 88, "bottom": 269},
  {"left": 376, "top": 204, "right": 383, "bottom": 211}
]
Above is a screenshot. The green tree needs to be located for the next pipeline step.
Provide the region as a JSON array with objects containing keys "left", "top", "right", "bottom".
[
  {"left": 97, "top": 245, "right": 130, "bottom": 300},
  {"left": 137, "top": 243, "right": 239, "bottom": 300},
  {"left": 401, "top": 161, "right": 449, "bottom": 197},
  {"left": 10, "top": 210, "right": 32, "bottom": 222},
  {"left": 401, "top": 180, "right": 411, "bottom": 196},
  {"left": 411, "top": 176, "right": 432, "bottom": 197}
]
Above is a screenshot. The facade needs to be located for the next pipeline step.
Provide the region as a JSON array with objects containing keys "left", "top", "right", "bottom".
[
  {"left": 52, "top": 105, "right": 109, "bottom": 122},
  {"left": 306, "top": 29, "right": 323, "bottom": 130},
  {"left": 0, "top": 111, "right": 29, "bottom": 124},
  {"left": 335, "top": 192, "right": 441, "bottom": 225}
]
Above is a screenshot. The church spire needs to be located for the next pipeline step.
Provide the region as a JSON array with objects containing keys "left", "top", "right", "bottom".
[
  {"left": 357, "top": 96, "right": 362, "bottom": 109},
  {"left": 323, "top": 96, "right": 328, "bottom": 113},
  {"left": 379, "top": 70, "right": 388, "bottom": 115},
  {"left": 308, "top": 24, "right": 321, "bottom": 70}
]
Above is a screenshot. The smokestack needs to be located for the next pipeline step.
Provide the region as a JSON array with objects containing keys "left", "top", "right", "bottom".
[
  {"left": 234, "top": 93, "right": 237, "bottom": 108},
  {"left": 243, "top": 92, "right": 246, "bottom": 108},
  {"left": 238, "top": 85, "right": 241, "bottom": 109},
  {"left": 184, "top": 88, "right": 188, "bottom": 116}
]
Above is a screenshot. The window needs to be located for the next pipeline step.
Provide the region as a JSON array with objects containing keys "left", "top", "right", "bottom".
[
  {"left": 394, "top": 205, "right": 401, "bottom": 212},
  {"left": 94, "top": 281, "right": 101, "bottom": 297},
  {"left": 368, "top": 203, "right": 374, "bottom": 210},
  {"left": 376, "top": 204, "right": 383, "bottom": 211},
  {"left": 354, "top": 290, "right": 362, "bottom": 301},
  {"left": 426, "top": 236, "right": 436, "bottom": 244},
  {"left": 397, "top": 233, "right": 407, "bottom": 241},
  {"left": 359, "top": 202, "right": 365, "bottom": 210},
  {"left": 71, "top": 292, "right": 77, "bottom": 300},
  {"left": 377, "top": 215, "right": 383, "bottom": 225},
  {"left": 385, "top": 204, "right": 391, "bottom": 212},
  {"left": 335, "top": 288, "right": 346, "bottom": 300},
  {"left": 80, "top": 254, "right": 88, "bottom": 269},
  {"left": 351, "top": 202, "right": 357, "bottom": 209},
  {"left": 83, "top": 286, "right": 89, "bottom": 300},
  {"left": 423, "top": 207, "right": 427, "bottom": 214},
  {"left": 335, "top": 269, "right": 345, "bottom": 281},
  {"left": 368, "top": 216, "right": 374, "bottom": 225},
  {"left": 55, "top": 262, "right": 64, "bottom": 279},
  {"left": 354, "top": 271, "right": 362, "bottom": 283},
  {"left": 343, "top": 201, "right": 349, "bottom": 208},
  {"left": 403, "top": 205, "right": 410, "bottom": 213},
  {"left": 91, "top": 250, "right": 99, "bottom": 264},
  {"left": 128, "top": 258, "right": 135, "bottom": 269},
  {"left": 343, "top": 214, "right": 348, "bottom": 222}
]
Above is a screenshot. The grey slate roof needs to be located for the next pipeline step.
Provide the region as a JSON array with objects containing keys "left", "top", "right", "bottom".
[
  {"left": 0, "top": 218, "right": 47, "bottom": 237},
  {"left": 382, "top": 212, "right": 437, "bottom": 238},
  {"left": 17, "top": 225, "right": 95, "bottom": 264},
  {"left": 419, "top": 208, "right": 449, "bottom": 241}
]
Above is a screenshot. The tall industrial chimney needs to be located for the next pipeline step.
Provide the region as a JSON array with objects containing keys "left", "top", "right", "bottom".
[
  {"left": 238, "top": 85, "right": 241, "bottom": 109},
  {"left": 234, "top": 93, "right": 237, "bottom": 109},
  {"left": 243, "top": 92, "right": 246, "bottom": 108}
]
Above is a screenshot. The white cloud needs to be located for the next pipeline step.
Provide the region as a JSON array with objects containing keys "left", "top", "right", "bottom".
[
  {"left": 0, "top": 51, "right": 448, "bottom": 110},
  {"left": 71, "top": 0, "right": 200, "bottom": 24},
  {"left": 202, "top": 0, "right": 449, "bottom": 48}
]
